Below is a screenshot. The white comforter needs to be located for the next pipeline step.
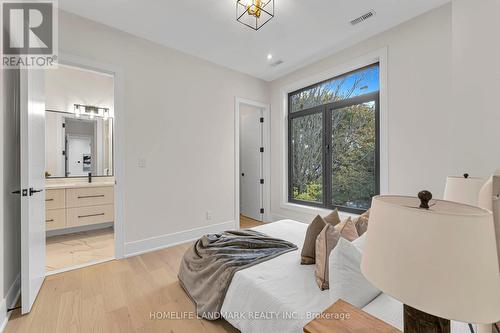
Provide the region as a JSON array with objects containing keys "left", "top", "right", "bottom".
[{"left": 220, "top": 220, "right": 474, "bottom": 333}]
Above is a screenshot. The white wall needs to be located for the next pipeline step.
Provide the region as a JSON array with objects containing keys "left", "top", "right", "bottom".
[
  {"left": 45, "top": 65, "right": 114, "bottom": 114},
  {"left": 45, "top": 112, "right": 65, "bottom": 177},
  {"left": 57, "top": 11, "right": 270, "bottom": 254},
  {"left": 450, "top": 0, "right": 500, "bottom": 176},
  {"left": 269, "top": 4, "right": 453, "bottom": 222},
  {"left": 0, "top": 69, "right": 21, "bottom": 330}
]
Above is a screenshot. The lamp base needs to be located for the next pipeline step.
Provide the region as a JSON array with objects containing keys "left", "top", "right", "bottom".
[{"left": 404, "top": 304, "right": 450, "bottom": 333}]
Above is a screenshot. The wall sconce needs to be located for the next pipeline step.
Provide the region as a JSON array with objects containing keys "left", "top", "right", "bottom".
[{"left": 73, "top": 104, "right": 111, "bottom": 119}]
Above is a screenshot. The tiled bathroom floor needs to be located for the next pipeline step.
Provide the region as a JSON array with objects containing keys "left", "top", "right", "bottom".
[{"left": 45, "top": 227, "right": 114, "bottom": 272}]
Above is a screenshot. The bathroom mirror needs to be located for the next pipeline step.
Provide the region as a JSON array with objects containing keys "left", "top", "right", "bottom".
[{"left": 45, "top": 111, "right": 113, "bottom": 178}]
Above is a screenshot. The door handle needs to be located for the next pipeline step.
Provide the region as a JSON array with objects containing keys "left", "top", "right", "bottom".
[
  {"left": 29, "top": 188, "right": 44, "bottom": 196},
  {"left": 12, "top": 189, "right": 28, "bottom": 196}
]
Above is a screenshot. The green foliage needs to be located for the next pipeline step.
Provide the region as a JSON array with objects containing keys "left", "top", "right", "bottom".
[
  {"left": 330, "top": 102, "right": 376, "bottom": 209},
  {"left": 292, "top": 181, "right": 322, "bottom": 202}
]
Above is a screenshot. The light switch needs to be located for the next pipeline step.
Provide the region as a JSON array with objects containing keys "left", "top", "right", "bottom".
[{"left": 138, "top": 158, "right": 147, "bottom": 168}]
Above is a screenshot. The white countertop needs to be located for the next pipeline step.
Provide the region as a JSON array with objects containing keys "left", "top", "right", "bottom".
[{"left": 45, "top": 182, "right": 115, "bottom": 190}]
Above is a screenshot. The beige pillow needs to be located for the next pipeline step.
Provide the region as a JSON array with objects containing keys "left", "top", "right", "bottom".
[
  {"left": 300, "top": 215, "right": 327, "bottom": 265},
  {"left": 354, "top": 209, "right": 370, "bottom": 236},
  {"left": 336, "top": 216, "right": 360, "bottom": 242},
  {"left": 314, "top": 217, "right": 359, "bottom": 290},
  {"left": 300, "top": 210, "right": 340, "bottom": 265},
  {"left": 323, "top": 209, "right": 341, "bottom": 226}
]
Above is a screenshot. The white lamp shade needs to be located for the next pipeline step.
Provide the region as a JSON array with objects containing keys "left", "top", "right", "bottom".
[
  {"left": 478, "top": 175, "right": 500, "bottom": 211},
  {"left": 361, "top": 195, "right": 500, "bottom": 324},
  {"left": 443, "top": 176, "right": 485, "bottom": 205},
  {"left": 478, "top": 175, "right": 500, "bottom": 267}
]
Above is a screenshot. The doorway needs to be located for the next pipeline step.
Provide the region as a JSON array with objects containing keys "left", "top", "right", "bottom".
[
  {"left": 44, "top": 64, "right": 116, "bottom": 274},
  {"left": 236, "top": 98, "right": 271, "bottom": 228},
  {"left": 17, "top": 55, "right": 124, "bottom": 314},
  {"left": 67, "top": 134, "right": 92, "bottom": 177},
  {"left": 240, "top": 104, "right": 263, "bottom": 221}
]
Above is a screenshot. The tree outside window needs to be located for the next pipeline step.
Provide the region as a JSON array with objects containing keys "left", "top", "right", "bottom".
[{"left": 288, "top": 64, "right": 380, "bottom": 213}]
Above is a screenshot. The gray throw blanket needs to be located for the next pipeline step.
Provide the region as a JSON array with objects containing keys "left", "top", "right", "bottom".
[{"left": 178, "top": 229, "right": 297, "bottom": 320}]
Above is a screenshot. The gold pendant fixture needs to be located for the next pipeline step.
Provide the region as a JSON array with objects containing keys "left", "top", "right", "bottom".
[
  {"left": 236, "top": 0, "right": 274, "bottom": 30},
  {"left": 246, "top": 0, "right": 262, "bottom": 18}
]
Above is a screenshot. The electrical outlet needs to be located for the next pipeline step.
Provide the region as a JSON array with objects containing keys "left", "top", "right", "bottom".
[{"left": 206, "top": 211, "right": 212, "bottom": 221}]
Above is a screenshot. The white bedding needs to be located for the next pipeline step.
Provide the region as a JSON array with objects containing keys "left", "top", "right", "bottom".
[
  {"left": 221, "top": 220, "right": 332, "bottom": 333},
  {"left": 221, "top": 219, "right": 474, "bottom": 333}
]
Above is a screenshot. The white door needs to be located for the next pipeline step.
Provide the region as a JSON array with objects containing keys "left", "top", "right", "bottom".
[
  {"left": 67, "top": 135, "right": 92, "bottom": 177},
  {"left": 240, "top": 105, "right": 263, "bottom": 221},
  {"left": 20, "top": 69, "right": 46, "bottom": 314}
]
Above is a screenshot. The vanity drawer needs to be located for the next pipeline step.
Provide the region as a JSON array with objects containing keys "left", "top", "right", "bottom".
[
  {"left": 45, "top": 189, "right": 66, "bottom": 210},
  {"left": 66, "top": 186, "right": 114, "bottom": 208},
  {"left": 66, "top": 204, "right": 114, "bottom": 227},
  {"left": 45, "top": 209, "right": 66, "bottom": 231}
]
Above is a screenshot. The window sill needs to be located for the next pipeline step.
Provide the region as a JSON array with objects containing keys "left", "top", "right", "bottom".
[{"left": 280, "top": 202, "right": 360, "bottom": 219}]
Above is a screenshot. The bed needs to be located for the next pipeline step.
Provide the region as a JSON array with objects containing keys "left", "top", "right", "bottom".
[{"left": 220, "top": 219, "right": 474, "bottom": 333}]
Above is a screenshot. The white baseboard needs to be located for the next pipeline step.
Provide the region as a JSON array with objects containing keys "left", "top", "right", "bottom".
[
  {"left": 271, "top": 213, "right": 307, "bottom": 223},
  {"left": 0, "top": 274, "right": 21, "bottom": 333},
  {"left": 124, "top": 220, "right": 235, "bottom": 257}
]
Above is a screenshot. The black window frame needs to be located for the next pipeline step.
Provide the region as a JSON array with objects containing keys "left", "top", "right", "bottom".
[{"left": 287, "top": 64, "right": 380, "bottom": 214}]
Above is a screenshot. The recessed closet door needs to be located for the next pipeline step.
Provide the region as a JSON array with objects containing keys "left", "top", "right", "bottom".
[{"left": 240, "top": 105, "right": 263, "bottom": 221}]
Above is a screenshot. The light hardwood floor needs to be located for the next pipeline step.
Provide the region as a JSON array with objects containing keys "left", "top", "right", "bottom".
[
  {"left": 7, "top": 242, "right": 238, "bottom": 333},
  {"left": 46, "top": 227, "right": 115, "bottom": 272},
  {"left": 239, "top": 214, "right": 265, "bottom": 228},
  {"left": 6, "top": 218, "right": 266, "bottom": 333}
]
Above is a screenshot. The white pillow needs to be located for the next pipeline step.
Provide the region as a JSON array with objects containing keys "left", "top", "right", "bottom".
[
  {"left": 329, "top": 237, "right": 381, "bottom": 308},
  {"left": 352, "top": 233, "right": 367, "bottom": 252}
]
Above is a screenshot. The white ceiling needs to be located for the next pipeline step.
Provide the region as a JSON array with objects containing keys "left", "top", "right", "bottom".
[{"left": 58, "top": 0, "right": 449, "bottom": 81}]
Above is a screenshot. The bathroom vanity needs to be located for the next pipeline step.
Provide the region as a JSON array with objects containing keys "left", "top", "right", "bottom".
[{"left": 45, "top": 179, "right": 115, "bottom": 232}]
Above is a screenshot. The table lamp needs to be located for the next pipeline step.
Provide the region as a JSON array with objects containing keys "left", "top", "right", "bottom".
[
  {"left": 443, "top": 173, "right": 485, "bottom": 206},
  {"left": 361, "top": 192, "right": 500, "bottom": 333},
  {"left": 478, "top": 175, "right": 500, "bottom": 267}
]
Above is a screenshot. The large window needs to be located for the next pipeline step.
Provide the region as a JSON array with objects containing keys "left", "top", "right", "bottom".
[{"left": 288, "top": 64, "right": 380, "bottom": 214}]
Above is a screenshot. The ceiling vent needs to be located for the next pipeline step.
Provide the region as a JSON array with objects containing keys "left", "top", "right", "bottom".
[
  {"left": 270, "top": 59, "right": 284, "bottom": 67},
  {"left": 350, "top": 10, "right": 376, "bottom": 26}
]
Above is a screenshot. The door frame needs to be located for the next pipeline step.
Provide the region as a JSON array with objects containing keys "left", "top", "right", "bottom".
[
  {"left": 58, "top": 53, "right": 126, "bottom": 259},
  {"left": 234, "top": 97, "right": 271, "bottom": 228}
]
